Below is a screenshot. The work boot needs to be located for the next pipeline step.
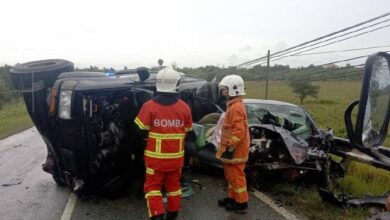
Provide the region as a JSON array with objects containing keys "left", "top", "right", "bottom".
[
  {"left": 225, "top": 201, "right": 248, "bottom": 211},
  {"left": 151, "top": 214, "right": 164, "bottom": 220},
  {"left": 165, "top": 211, "right": 178, "bottom": 220},
  {"left": 218, "top": 197, "right": 234, "bottom": 207}
]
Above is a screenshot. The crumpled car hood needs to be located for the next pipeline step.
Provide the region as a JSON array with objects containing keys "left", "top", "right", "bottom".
[{"left": 250, "top": 123, "right": 309, "bottom": 164}]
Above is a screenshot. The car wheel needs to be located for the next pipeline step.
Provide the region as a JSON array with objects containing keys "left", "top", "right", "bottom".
[
  {"left": 319, "top": 158, "right": 334, "bottom": 190},
  {"left": 10, "top": 59, "right": 74, "bottom": 90}
]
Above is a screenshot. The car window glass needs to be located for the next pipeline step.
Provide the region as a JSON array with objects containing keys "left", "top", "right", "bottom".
[
  {"left": 246, "top": 103, "right": 268, "bottom": 124},
  {"left": 246, "top": 103, "right": 312, "bottom": 139},
  {"left": 267, "top": 104, "right": 312, "bottom": 139}
]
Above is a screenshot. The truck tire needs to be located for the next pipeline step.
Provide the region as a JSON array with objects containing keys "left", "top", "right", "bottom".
[{"left": 10, "top": 59, "right": 74, "bottom": 90}]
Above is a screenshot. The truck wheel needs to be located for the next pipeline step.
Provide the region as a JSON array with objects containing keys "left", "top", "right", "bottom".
[{"left": 10, "top": 59, "right": 74, "bottom": 90}]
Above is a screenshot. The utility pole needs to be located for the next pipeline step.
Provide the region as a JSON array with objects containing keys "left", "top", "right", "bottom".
[{"left": 265, "top": 50, "right": 270, "bottom": 99}]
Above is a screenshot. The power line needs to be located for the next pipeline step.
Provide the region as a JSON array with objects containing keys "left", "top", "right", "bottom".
[
  {"left": 292, "top": 45, "right": 390, "bottom": 56},
  {"left": 266, "top": 63, "right": 365, "bottom": 82},
  {"left": 248, "top": 54, "right": 367, "bottom": 83},
  {"left": 237, "top": 12, "right": 390, "bottom": 67},
  {"left": 316, "top": 49, "right": 390, "bottom": 67},
  {"left": 261, "top": 19, "right": 390, "bottom": 63},
  {"left": 252, "top": 49, "right": 390, "bottom": 82},
  {"left": 269, "top": 69, "right": 363, "bottom": 86},
  {"left": 264, "top": 24, "right": 390, "bottom": 65}
]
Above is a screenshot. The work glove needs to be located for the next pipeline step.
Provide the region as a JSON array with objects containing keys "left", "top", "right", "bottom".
[{"left": 221, "top": 146, "right": 235, "bottom": 160}]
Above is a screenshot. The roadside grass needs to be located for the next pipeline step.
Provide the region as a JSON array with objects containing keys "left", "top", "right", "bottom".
[
  {"left": 340, "top": 161, "right": 390, "bottom": 196},
  {"left": 0, "top": 100, "right": 33, "bottom": 140},
  {"left": 269, "top": 183, "right": 370, "bottom": 220},
  {"left": 246, "top": 81, "right": 390, "bottom": 219}
]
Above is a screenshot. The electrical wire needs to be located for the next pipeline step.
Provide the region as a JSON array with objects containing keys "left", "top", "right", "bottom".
[
  {"left": 237, "top": 12, "right": 390, "bottom": 67},
  {"left": 263, "top": 24, "right": 390, "bottom": 65},
  {"left": 261, "top": 19, "right": 390, "bottom": 62},
  {"left": 292, "top": 45, "right": 390, "bottom": 56}
]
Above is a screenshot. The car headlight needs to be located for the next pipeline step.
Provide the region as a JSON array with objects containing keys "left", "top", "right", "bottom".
[{"left": 59, "top": 90, "right": 72, "bottom": 119}]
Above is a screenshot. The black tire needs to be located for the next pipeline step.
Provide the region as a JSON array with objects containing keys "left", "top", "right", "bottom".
[
  {"left": 52, "top": 173, "right": 67, "bottom": 186},
  {"left": 319, "top": 158, "right": 334, "bottom": 190},
  {"left": 10, "top": 59, "right": 74, "bottom": 90}
]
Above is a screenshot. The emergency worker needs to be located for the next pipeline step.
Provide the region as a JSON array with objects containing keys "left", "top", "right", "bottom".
[
  {"left": 134, "top": 67, "right": 192, "bottom": 220},
  {"left": 216, "top": 74, "right": 250, "bottom": 211}
]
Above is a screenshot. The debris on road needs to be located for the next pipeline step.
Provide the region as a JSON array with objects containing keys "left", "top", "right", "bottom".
[{"left": 2, "top": 179, "right": 23, "bottom": 187}]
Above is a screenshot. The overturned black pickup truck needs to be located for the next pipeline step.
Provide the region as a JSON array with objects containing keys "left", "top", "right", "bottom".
[{"left": 9, "top": 60, "right": 221, "bottom": 195}]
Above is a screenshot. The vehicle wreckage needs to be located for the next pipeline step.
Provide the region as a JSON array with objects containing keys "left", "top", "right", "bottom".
[
  {"left": 186, "top": 99, "right": 339, "bottom": 187},
  {"left": 9, "top": 53, "right": 390, "bottom": 210}
]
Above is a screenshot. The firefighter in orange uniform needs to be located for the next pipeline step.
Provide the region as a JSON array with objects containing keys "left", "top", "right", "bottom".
[
  {"left": 134, "top": 67, "right": 192, "bottom": 220},
  {"left": 216, "top": 74, "right": 250, "bottom": 211}
]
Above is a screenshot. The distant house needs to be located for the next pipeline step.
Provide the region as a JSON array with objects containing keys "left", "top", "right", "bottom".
[{"left": 321, "top": 63, "right": 338, "bottom": 68}]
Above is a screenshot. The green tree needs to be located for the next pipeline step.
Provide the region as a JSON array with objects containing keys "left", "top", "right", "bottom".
[
  {"left": 0, "top": 78, "right": 9, "bottom": 109},
  {"left": 288, "top": 75, "right": 320, "bottom": 104}
]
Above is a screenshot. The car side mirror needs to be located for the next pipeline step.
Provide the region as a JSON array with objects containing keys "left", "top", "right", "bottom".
[{"left": 355, "top": 52, "right": 390, "bottom": 149}]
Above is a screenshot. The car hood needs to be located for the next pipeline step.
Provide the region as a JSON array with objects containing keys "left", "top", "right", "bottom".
[{"left": 250, "top": 123, "right": 308, "bottom": 164}]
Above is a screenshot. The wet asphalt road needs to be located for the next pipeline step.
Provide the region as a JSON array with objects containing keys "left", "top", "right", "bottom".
[
  {"left": 0, "top": 128, "right": 70, "bottom": 220},
  {"left": 0, "top": 128, "right": 293, "bottom": 220}
]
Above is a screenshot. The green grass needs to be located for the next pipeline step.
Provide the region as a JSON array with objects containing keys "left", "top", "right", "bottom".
[
  {"left": 270, "top": 183, "right": 370, "bottom": 220},
  {"left": 0, "top": 100, "right": 33, "bottom": 140},
  {"left": 246, "top": 81, "right": 390, "bottom": 219}
]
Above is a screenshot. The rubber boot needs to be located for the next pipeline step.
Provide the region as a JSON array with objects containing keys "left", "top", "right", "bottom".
[
  {"left": 151, "top": 214, "right": 164, "bottom": 220},
  {"left": 218, "top": 197, "right": 234, "bottom": 207},
  {"left": 165, "top": 211, "right": 178, "bottom": 220},
  {"left": 225, "top": 201, "right": 248, "bottom": 211}
]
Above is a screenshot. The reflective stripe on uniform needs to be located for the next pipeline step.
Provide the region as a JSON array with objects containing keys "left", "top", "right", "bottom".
[
  {"left": 231, "top": 135, "right": 240, "bottom": 143},
  {"left": 229, "top": 184, "right": 247, "bottom": 193},
  {"left": 146, "top": 167, "right": 155, "bottom": 175},
  {"left": 149, "top": 132, "right": 185, "bottom": 139},
  {"left": 146, "top": 199, "right": 152, "bottom": 217},
  {"left": 185, "top": 127, "right": 192, "bottom": 132},
  {"left": 145, "top": 150, "right": 184, "bottom": 159},
  {"left": 167, "top": 189, "right": 182, "bottom": 197},
  {"left": 145, "top": 190, "right": 162, "bottom": 198},
  {"left": 145, "top": 190, "right": 162, "bottom": 218},
  {"left": 156, "top": 139, "right": 162, "bottom": 153},
  {"left": 134, "top": 117, "right": 150, "bottom": 130},
  {"left": 219, "top": 157, "right": 248, "bottom": 164},
  {"left": 234, "top": 186, "right": 247, "bottom": 193},
  {"left": 147, "top": 132, "right": 185, "bottom": 157}
]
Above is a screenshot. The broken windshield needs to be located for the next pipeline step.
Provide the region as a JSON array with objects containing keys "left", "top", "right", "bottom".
[{"left": 245, "top": 103, "right": 313, "bottom": 139}]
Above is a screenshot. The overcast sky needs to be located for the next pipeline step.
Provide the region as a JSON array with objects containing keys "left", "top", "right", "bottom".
[{"left": 0, "top": 0, "right": 389, "bottom": 69}]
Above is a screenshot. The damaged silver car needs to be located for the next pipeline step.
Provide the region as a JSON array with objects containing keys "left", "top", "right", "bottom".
[{"left": 187, "top": 99, "right": 339, "bottom": 188}]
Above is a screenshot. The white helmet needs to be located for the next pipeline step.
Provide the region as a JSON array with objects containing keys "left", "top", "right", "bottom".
[
  {"left": 156, "top": 66, "right": 181, "bottom": 93},
  {"left": 219, "top": 75, "right": 246, "bottom": 97}
]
